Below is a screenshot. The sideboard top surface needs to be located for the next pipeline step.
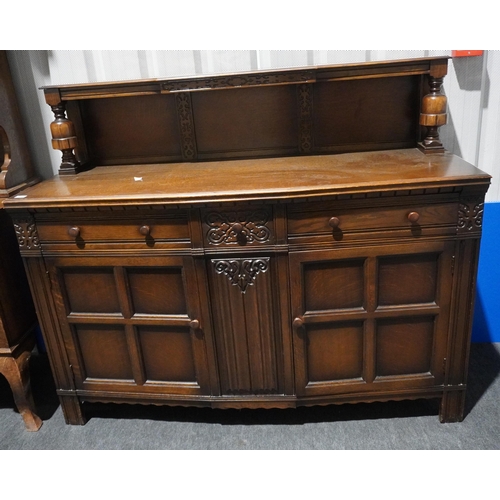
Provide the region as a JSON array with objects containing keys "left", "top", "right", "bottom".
[{"left": 4, "top": 149, "right": 490, "bottom": 209}]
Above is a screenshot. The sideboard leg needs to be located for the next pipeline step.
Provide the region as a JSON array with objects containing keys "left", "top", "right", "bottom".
[
  {"left": 439, "top": 391, "right": 466, "bottom": 423},
  {"left": 59, "top": 395, "right": 87, "bottom": 425},
  {"left": 0, "top": 351, "right": 42, "bottom": 431}
]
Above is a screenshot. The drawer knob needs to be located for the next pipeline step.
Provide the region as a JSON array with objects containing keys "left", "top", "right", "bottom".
[
  {"left": 407, "top": 212, "right": 420, "bottom": 223},
  {"left": 189, "top": 319, "right": 200, "bottom": 330},
  {"left": 139, "top": 225, "right": 151, "bottom": 236},
  {"left": 328, "top": 217, "right": 340, "bottom": 229},
  {"left": 68, "top": 226, "right": 80, "bottom": 238},
  {"left": 232, "top": 222, "right": 248, "bottom": 244},
  {"left": 293, "top": 317, "right": 305, "bottom": 330},
  {"left": 233, "top": 223, "right": 244, "bottom": 234}
]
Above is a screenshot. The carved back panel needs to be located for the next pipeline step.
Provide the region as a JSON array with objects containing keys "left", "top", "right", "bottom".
[{"left": 43, "top": 57, "right": 450, "bottom": 174}]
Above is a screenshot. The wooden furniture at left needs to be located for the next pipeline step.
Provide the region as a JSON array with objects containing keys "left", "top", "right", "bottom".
[{"left": 0, "top": 50, "right": 41, "bottom": 431}]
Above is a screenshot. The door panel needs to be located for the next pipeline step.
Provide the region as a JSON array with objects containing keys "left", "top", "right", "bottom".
[
  {"left": 290, "top": 241, "right": 454, "bottom": 397},
  {"left": 207, "top": 256, "right": 284, "bottom": 395},
  {"left": 128, "top": 267, "right": 187, "bottom": 315},
  {"left": 47, "top": 255, "right": 213, "bottom": 396},
  {"left": 62, "top": 267, "right": 120, "bottom": 313},
  {"left": 375, "top": 316, "right": 435, "bottom": 377},
  {"left": 378, "top": 253, "right": 439, "bottom": 305},
  {"left": 74, "top": 324, "right": 133, "bottom": 381},
  {"left": 306, "top": 321, "right": 364, "bottom": 382},
  {"left": 137, "top": 326, "right": 196, "bottom": 382},
  {"left": 303, "top": 259, "right": 365, "bottom": 311}
]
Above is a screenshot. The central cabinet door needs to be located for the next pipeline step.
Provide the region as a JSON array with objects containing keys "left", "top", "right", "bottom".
[
  {"left": 46, "top": 255, "right": 213, "bottom": 396},
  {"left": 206, "top": 255, "right": 284, "bottom": 396},
  {"left": 290, "top": 241, "right": 454, "bottom": 398}
]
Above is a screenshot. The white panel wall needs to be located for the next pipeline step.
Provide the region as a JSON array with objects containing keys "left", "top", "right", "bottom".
[
  {"left": 7, "top": 51, "right": 61, "bottom": 180},
  {"left": 6, "top": 50, "right": 499, "bottom": 202},
  {"left": 477, "top": 51, "right": 500, "bottom": 202}
]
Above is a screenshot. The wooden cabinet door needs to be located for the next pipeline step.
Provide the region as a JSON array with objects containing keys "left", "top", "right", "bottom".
[
  {"left": 46, "top": 255, "right": 214, "bottom": 396},
  {"left": 290, "top": 241, "right": 454, "bottom": 398},
  {"left": 207, "top": 255, "right": 285, "bottom": 396}
]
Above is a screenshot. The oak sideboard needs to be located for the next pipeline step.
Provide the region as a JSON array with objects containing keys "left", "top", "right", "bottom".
[{"left": 4, "top": 56, "right": 490, "bottom": 424}]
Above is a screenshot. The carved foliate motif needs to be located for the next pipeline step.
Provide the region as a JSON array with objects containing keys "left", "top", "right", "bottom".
[
  {"left": 175, "top": 93, "right": 197, "bottom": 160},
  {"left": 297, "top": 84, "right": 313, "bottom": 153},
  {"left": 205, "top": 210, "right": 271, "bottom": 245},
  {"left": 213, "top": 258, "right": 270, "bottom": 293},
  {"left": 458, "top": 200, "right": 484, "bottom": 232},
  {"left": 13, "top": 220, "right": 40, "bottom": 250},
  {"left": 162, "top": 71, "right": 314, "bottom": 93}
]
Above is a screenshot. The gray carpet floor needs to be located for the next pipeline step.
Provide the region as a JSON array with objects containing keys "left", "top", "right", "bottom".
[{"left": 1, "top": 343, "right": 499, "bottom": 450}]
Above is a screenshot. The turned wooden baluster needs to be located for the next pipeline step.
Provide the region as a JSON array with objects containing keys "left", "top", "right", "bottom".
[
  {"left": 419, "top": 61, "right": 448, "bottom": 153},
  {"left": 50, "top": 102, "right": 79, "bottom": 173},
  {"left": 0, "top": 125, "right": 12, "bottom": 190},
  {"left": 44, "top": 89, "right": 80, "bottom": 175}
]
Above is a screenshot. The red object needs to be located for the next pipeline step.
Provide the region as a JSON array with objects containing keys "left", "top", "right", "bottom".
[{"left": 452, "top": 50, "right": 483, "bottom": 57}]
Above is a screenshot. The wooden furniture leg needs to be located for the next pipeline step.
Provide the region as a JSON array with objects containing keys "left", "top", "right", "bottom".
[
  {"left": 439, "top": 391, "right": 466, "bottom": 423},
  {"left": 59, "top": 395, "right": 87, "bottom": 426},
  {"left": 0, "top": 350, "right": 42, "bottom": 431}
]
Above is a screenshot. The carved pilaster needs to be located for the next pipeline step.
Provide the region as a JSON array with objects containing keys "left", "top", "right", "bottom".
[
  {"left": 213, "top": 258, "right": 270, "bottom": 293},
  {"left": 441, "top": 236, "right": 481, "bottom": 422},
  {"left": 297, "top": 84, "right": 313, "bottom": 154},
  {"left": 419, "top": 75, "right": 448, "bottom": 153},
  {"left": 175, "top": 93, "right": 197, "bottom": 160}
]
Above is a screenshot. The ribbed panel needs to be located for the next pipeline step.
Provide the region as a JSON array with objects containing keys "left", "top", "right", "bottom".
[{"left": 210, "top": 258, "right": 280, "bottom": 395}]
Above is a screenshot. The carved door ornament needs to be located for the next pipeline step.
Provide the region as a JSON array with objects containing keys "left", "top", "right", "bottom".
[{"left": 213, "top": 258, "right": 270, "bottom": 293}]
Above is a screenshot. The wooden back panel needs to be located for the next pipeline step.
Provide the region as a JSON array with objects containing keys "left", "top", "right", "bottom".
[{"left": 42, "top": 57, "right": 448, "bottom": 174}]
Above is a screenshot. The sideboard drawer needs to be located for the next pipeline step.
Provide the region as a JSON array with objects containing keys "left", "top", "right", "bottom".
[
  {"left": 201, "top": 207, "right": 274, "bottom": 247},
  {"left": 36, "top": 215, "right": 190, "bottom": 245},
  {"left": 288, "top": 202, "right": 458, "bottom": 238}
]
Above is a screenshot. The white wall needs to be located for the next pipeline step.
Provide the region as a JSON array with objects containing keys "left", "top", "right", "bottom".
[
  {"left": 7, "top": 50, "right": 499, "bottom": 202},
  {"left": 477, "top": 51, "right": 500, "bottom": 202}
]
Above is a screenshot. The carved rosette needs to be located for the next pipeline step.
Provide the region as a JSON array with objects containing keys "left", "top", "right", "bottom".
[
  {"left": 213, "top": 258, "right": 270, "bottom": 293},
  {"left": 205, "top": 210, "right": 272, "bottom": 245},
  {"left": 175, "top": 93, "right": 197, "bottom": 160},
  {"left": 458, "top": 200, "right": 484, "bottom": 233},
  {"left": 13, "top": 219, "right": 40, "bottom": 252}
]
